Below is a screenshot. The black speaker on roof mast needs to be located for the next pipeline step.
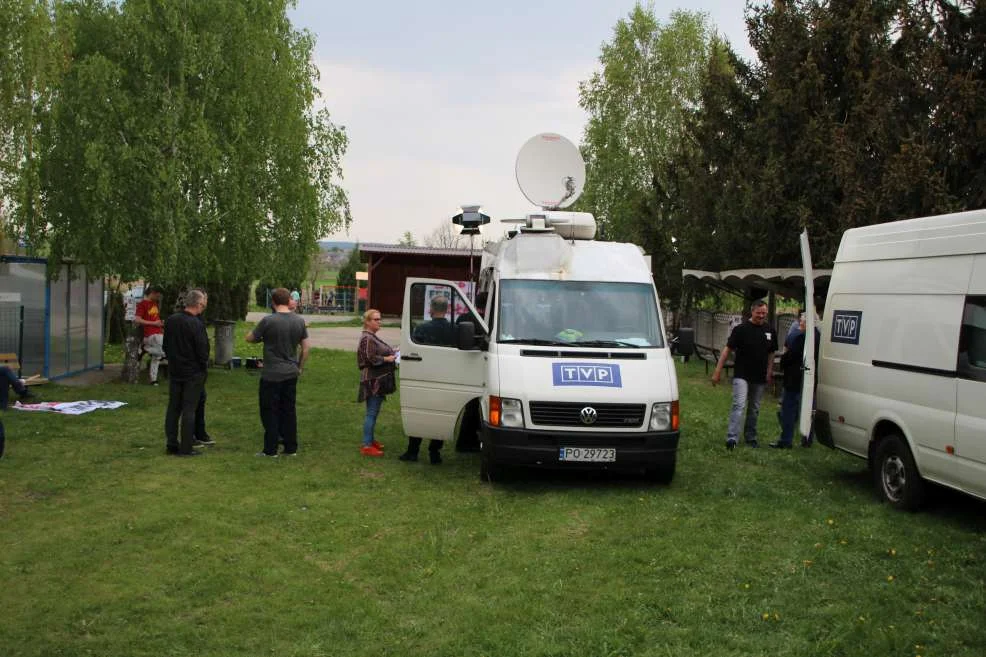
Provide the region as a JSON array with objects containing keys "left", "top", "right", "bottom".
[{"left": 452, "top": 205, "right": 490, "bottom": 234}]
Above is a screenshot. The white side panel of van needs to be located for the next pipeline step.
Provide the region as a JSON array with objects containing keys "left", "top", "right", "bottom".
[
  {"left": 954, "top": 380, "right": 986, "bottom": 500},
  {"left": 819, "top": 286, "right": 962, "bottom": 480},
  {"left": 953, "top": 254, "right": 986, "bottom": 500}
]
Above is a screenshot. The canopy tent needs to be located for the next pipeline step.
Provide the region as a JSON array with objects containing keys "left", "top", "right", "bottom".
[
  {"left": 681, "top": 268, "right": 832, "bottom": 303},
  {"left": 679, "top": 268, "right": 833, "bottom": 351}
]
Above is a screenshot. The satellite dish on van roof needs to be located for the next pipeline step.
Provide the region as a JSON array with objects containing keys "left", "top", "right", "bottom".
[{"left": 515, "top": 133, "right": 585, "bottom": 209}]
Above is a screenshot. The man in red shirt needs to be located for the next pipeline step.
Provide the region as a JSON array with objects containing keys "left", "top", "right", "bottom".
[{"left": 135, "top": 285, "right": 165, "bottom": 385}]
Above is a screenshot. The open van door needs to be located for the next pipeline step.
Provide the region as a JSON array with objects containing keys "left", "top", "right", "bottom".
[
  {"left": 799, "top": 230, "right": 816, "bottom": 440},
  {"left": 400, "top": 278, "right": 488, "bottom": 442}
]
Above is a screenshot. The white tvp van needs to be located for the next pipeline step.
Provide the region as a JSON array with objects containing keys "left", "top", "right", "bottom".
[
  {"left": 398, "top": 211, "right": 680, "bottom": 482},
  {"left": 813, "top": 209, "right": 986, "bottom": 509}
]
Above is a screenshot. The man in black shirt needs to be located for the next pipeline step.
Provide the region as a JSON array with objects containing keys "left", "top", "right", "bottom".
[
  {"left": 163, "top": 289, "right": 210, "bottom": 456},
  {"left": 712, "top": 299, "right": 777, "bottom": 449}
]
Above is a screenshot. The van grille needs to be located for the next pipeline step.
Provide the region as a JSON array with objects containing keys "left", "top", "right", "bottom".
[{"left": 529, "top": 401, "right": 645, "bottom": 428}]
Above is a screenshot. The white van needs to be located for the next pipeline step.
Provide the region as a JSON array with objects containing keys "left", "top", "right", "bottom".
[
  {"left": 398, "top": 211, "right": 680, "bottom": 482},
  {"left": 812, "top": 209, "right": 986, "bottom": 509}
]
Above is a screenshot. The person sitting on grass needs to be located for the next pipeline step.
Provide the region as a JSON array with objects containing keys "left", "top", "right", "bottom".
[{"left": 0, "top": 365, "right": 35, "bottom": 410}]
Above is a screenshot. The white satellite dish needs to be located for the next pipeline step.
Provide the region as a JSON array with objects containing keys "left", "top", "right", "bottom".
[{"left": 515, "top": 133, "right": 585, "bottom": 209}]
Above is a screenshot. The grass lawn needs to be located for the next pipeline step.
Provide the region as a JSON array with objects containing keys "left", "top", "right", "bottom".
[{"left": 1, "top": 343, "right": 984, "bottom": 657}]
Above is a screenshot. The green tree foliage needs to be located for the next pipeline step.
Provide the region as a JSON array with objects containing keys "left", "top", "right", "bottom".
[
  {"left": 583, "top": 0, "right": 986, "bottom": 311},
  {"left": 578, "top": 7, "right": 715, "bottom": 304},
  {"left": 336, "top": 244, "right": 363, "bottom": 289},
  {"left": 674, "top": 0, "right": 985, "bottom": 272},
  {"left": 33, "top": 0, "right": 350, "bottom": 319},
  {"left": 397, "top": 231, "right": 416, "bottom": 247},
  {"left": 0, "top": 0, "right": 64, "bottom": 248}
]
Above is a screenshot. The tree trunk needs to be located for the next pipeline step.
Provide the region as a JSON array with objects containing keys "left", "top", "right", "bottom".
[{"left": 121, "top": 323, "right": 142, "bottom": 383}]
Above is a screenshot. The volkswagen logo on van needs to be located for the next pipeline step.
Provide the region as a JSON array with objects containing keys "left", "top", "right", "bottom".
[{"left": 580, "top": 406, "right": 598, "bottom": 425}]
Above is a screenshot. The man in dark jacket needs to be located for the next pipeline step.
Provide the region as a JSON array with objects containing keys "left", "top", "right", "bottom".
[
  {"left": 412, "top": 295, "right": 455, "bottom": 346},
  {"left": 772, "top": 314, "right": 820, "bottom": 448},
  {"left": 163, "top": 289, "right": 209, "bottom": 456}
]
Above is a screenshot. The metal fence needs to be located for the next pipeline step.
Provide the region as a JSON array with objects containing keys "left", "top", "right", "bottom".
[{"left": 678, "top": 310, "right": 799, "bottom": 351}]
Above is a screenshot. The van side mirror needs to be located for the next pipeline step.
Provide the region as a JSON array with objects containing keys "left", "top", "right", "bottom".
[{"left": 457, "top": 321, "right": 477, "bottom": 350}]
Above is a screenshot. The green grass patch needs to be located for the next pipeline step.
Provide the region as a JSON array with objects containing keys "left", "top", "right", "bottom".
[{"left": 2, "top": 348, "right": 984, "bottom": 657}]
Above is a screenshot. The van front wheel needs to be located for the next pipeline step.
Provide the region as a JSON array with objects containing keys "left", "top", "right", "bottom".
[{"left": 873, "top": 435, "right": 925, "bottom": 511}]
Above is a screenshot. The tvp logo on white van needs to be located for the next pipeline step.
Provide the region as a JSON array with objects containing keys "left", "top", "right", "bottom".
[
  {"left": 831, "top": 310, "right": 863, "bottom": 345},
  {"left": 552, "top": 363, "right": 623, "bottom": 388}
]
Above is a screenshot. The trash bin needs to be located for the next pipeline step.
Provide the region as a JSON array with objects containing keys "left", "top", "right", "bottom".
[
  {"left": 213, "top": 320, "right": 235, "bottom": 367},
  {"left": 675, "top": 327, "right": 695, "bottom": 360}
]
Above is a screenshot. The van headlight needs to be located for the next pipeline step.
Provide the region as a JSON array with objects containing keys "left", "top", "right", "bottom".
[
  {"left": 650, "top": 401, "right": 679, "bottom": 431},
  {"left": 490, "top": 396, "right": 525, "bottom": 428}
]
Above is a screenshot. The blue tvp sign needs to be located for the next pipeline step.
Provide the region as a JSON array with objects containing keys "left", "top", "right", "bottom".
[
  {"left": 831, "top": 310, "right": 863, "bottom": 345},
  {"left": 552, "top": 363, "right": 623, "bottom": 388}
]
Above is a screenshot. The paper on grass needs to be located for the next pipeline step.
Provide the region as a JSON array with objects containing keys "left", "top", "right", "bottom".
[{"left": 14, "top": 400, "right": 127, "bottom": 415}]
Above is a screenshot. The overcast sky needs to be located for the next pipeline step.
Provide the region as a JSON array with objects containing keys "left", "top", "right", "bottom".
[{"left": 288, "top": 1, "right": 756, "bottom": 245}]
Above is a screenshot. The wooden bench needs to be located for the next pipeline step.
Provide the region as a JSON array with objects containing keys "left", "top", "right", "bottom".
[
  {"left": 0, "top": 352, "right": 47, "bottom": 385},
  {"left": 694, "top": 344, "right": 734, "bottom": 378}
]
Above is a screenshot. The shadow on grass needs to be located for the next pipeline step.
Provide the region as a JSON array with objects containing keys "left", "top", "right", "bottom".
[
  {"left": 484, "top": 464, "right": 671, "bottom": 493},
  {"left": 824, "top": 459, "right": 986, "bottom": 530}
]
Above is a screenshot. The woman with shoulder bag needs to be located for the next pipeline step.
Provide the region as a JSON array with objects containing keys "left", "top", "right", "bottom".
[{"left": 356, "top": 309, "right": 397, "bottom": 457}]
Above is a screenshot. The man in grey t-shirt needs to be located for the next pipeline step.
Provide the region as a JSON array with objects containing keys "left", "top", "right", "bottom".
[{"left": 245, "top": 287, "right": 310, "bottom": 456}]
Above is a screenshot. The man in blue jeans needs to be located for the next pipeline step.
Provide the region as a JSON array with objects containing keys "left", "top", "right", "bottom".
[
  {"left": 712, "top": 300, "right": 778, "bottom": 450},
  {"left": 245, "top": 287, "right": 310, "bottom": 457}
]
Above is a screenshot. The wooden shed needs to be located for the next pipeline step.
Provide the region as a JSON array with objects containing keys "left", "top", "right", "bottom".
[{"left": 359, "top": 244, "right": 482, "bottom": 316}]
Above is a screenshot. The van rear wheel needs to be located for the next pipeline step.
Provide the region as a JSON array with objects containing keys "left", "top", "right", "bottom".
[{"left": 873, "top": 435, "right": 925, "bottom": 511}]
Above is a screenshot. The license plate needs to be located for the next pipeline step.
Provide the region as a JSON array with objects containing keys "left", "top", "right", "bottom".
[{"left": 559, "top": 447, "right": 616, "bottom": 462}]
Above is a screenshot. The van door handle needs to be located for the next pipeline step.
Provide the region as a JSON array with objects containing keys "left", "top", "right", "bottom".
[{"left": 403, "top": 354, "right": 423, "bottom": 361}]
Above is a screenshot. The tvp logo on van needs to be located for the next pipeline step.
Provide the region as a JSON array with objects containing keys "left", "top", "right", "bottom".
[
  {"left": 831, "top": 310, "right": 863, "bottom": 345},
  {"left": 552, "top": 363, "right": 622, "bottom": 388}
]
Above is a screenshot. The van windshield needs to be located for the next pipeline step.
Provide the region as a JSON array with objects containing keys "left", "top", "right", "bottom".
[{"left": 496, "top": 279, "right": 664, "bottom": 347}]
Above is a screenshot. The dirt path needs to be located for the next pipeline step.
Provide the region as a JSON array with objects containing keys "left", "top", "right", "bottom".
[{"left": 304, "top": 326, "right": 401, "bottom": 351}]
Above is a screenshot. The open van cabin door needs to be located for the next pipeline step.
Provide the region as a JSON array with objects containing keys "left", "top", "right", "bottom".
[
  {"left": 400, "top": 278, "right": 488, "bottom": 442},
  {"left": 799, "top": 230, "right": 817, "bottom": 440}
]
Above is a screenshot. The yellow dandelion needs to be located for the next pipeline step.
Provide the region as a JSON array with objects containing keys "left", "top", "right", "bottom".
[
  {"left": 744, "top": 583, "right": 750, "bottom": 589},
  {"left": 762, "top": 612, "right": 770, "bottom": 621},
  {"left": 888, "top": 548, "right": 897, "bottom": 556},
  {"left": 840, "top": 539, "right": 848, "bottom": 545},
  {"left": 887, "top": 575, "right": 895, "bottom": 582},
  {"left": 773, "top": 612, "right": 780, "bottom": 621},
  {"left": 803, "top": 560, "right": 813, "bottom": 567},
  {"left": 814, "top": 542, "right": 822, "bottom": 548},
  {"left": 827, "top": 518, "right": 834, "bottom": 525}
]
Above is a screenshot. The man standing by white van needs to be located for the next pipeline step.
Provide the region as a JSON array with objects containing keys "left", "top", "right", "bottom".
[{"left": 712, "top": 299, "right": 777, "bottom": 450}]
